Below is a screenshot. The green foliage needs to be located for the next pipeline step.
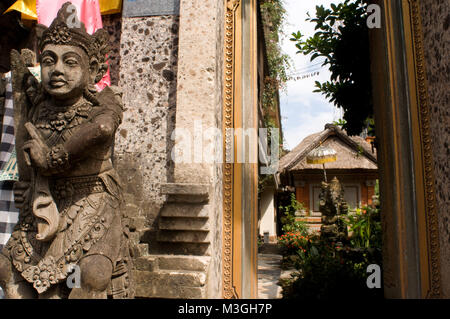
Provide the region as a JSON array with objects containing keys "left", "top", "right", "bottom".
[
  {"left": 260, "top": 0, "right": 290, "bottom": 145},
  {"left": 261, "top": 0, "right": 291, "bottom": 93},
  {"left": 345, "top": 206, "right": 382, "bottom": 249},
  {"left": 278, "top": 193, "right": 308, "bottom": 234},
  {"left": 258, "top": 174, "right": 274, "bottom": 194},
  {"left": 280, "top": 204, "right": 384, "bottom": 299},
  {"left": 281, "top": 240, "right": 383, "bottom": 299},
  {"left": 332, "top": 118, "right": 347, "bottom": 128},
  {"left": 290, "top": 0, "right": 373, "bottom": 136}
]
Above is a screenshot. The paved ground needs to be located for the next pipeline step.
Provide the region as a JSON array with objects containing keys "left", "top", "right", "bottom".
[
  {"left": 257, "top": 253, "right": 283, "bottom": 299},
  {"left": 257, "top": 244, "right": 298, "bottom": 299}
]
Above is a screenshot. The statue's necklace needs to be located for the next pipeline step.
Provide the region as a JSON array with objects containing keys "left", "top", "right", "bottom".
[{"left": 36, "top": 99, "right": 92, "bottom": 132}]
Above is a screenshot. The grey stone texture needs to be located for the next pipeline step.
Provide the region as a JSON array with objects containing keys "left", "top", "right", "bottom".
[
  {"left": 419, "top": 0, "right": 450, "bottom": 298},
  {"left": 113, "top": 15, "right": 180, "bottom": 298},
  {"left": 115, "top": 14, "right": 179, "bottom": 227},
  {"left": 123, "top": 0, "right": 180, "bottom": 17},
  {"left": 112, "top": 0, "right": 224, "bottom": 299},
  {"left": 133, "top": 255, "right": 210, "bottom": 298},
  {"left": 258, "top": 254, "right": 282, "bottom": 299}
]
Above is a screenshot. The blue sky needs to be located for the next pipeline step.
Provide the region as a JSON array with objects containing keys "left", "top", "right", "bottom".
[{"left": 280, "top": 0, "right": 343, "bottom": 150}]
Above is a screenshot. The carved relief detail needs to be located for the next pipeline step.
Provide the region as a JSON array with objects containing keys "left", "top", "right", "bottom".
[
  {"left": 409, "top": 0, "right": 441, "bottom": 298},
  {"left": 222, "top": 0, "right": 239, "bottom": 300}
]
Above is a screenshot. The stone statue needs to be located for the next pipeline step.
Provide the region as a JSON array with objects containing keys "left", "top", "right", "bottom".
[
  {"left": 0, "top": 3, "right": 134, "bottom": 299},
  {"left": 319, "top": 176, "right": 348, "bottom": 245}
]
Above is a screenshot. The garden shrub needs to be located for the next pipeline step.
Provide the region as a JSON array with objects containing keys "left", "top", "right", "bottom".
[
  {"left": 280, "top": 205, "right": 383, "bottom": 299},
  {"left": 279, "top": 193, "right": 308, "bottom": 234}
]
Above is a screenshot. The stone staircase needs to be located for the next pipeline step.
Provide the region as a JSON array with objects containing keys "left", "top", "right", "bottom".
[{"left": 130, "top": 183, "right": 212, "bottom": 298}]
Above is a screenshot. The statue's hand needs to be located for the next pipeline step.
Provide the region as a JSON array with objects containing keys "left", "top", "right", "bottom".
[
  {"left": 23, "top": 138, "right": 49, "bottom": 170},
  {"left": 23, "top": 123, "right": 50, "bottom": 171},
  {"left": 13, "top": 181, "right": 31, "bottom": 209}
]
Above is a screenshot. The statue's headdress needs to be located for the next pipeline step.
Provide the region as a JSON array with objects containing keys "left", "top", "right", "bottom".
[{"left": 38, "top": 2, "right": 109, "bottom": 83}]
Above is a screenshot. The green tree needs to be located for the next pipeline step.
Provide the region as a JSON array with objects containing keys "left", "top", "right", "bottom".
[{"left": 291, "top": 0, "right": 373, "bottom": 136}]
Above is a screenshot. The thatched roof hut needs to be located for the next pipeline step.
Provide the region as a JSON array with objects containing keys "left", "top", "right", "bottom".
[
  {"left": 278, "top": 124, "right": 377, "bottom": 184},
  {"left": 277, "top": 124, "right": 378, "bottom": 220}
]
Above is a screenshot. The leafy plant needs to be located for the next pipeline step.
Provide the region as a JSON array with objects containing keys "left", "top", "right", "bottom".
[
  {"left": 345, "top": 206, "right": 382, "bottom": 249},
  {"left": 281, "top": 243, "right": 382, "bottom": 299},
  {"left": 290, "top": 0, "right": 373, "bottom": 136},
  {"left": 261, "top": 0, "right": 291, "bottom": 94},
  {"left": 332, "top": 118, "right": 347, "bottom": 128},
  {"left": 278, "top": 193, "right": 308, "bottom": 234},
  {"left": 260, "top": 0, "right": 291, "bottom": 150},
  {"left": 280, "top": 203, "right": 384, "bottom": 299}
]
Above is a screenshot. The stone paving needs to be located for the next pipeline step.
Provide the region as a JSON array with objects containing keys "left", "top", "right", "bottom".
[
  {"left": 258, "top": 253, "right": 283, "bottom": 299},
  {"left": 257, "top": 243, "right": 299, "bottom": 299}
]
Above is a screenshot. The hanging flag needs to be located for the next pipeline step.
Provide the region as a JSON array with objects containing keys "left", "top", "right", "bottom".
[
  {"left": 99, "top": 0, "right": 122, "bottom": 15},
  {"left": 3, "top": 0, "right": 37, "bottom": 19},
  {"left": 4, "top": 0, "right": 122, "bottom": 19}
]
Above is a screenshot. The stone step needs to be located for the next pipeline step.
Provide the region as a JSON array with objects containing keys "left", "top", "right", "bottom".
[
  {"left": 133, "top": 269, "right": 207, "bottom": 298},
  {"left": 134, "top": 256, "right": 158, "bottom": 272},
  {"left": 158, "top": 255, "right": 210, "bottom": 271},
  {"left": 160, "top": 183, "right": 209, "bottom": 204},
  {"left": 133, "top": 270, "right": 206, "bottom": 287},
  {"left": 160, "top": 204, "right": 210, "bottom": 218},
  {"left": 159, "top": 217, "right": 210, "bottom": 231},
  {"left": 157, "top": 230, "right": 210, "bottom": 243},
  {"left": 134, "top": 255, "right": 210, "bottom": 272}
]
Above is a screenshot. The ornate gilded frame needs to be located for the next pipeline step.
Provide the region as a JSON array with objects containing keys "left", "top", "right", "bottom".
[
  {"left": 222, "top": 0, "right": 241, "bottom": 299},
  {"left": 403, "top": 0, "right": 441, "bottom": 298},
  {"left": 370, "top": 0, "right": 441, "bottom": 298},
  {"left": 222, "top": 0, "right": 259, "bottom": 299}
]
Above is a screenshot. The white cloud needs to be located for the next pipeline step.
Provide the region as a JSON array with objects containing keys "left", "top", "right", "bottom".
[{"left": 283, "top": 110, "right": 334, "bottom": 151}]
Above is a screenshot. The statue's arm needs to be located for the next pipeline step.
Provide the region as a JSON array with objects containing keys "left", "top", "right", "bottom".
[
  {"left": 24, "top": 109, "right": 119, "bottom": 175},
  {"left": 65, "top": 111, "right": 118, "bottom": 161},
  {"left": 61, "top": 87, "right": 123, "bottom": 166},
  {"left": 23, "top": 87, "right": 122, "bottom": 175}
]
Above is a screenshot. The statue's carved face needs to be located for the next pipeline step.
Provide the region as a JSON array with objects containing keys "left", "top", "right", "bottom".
[{"left": 40, "top": 44, "right": 90, "bottom": 101}]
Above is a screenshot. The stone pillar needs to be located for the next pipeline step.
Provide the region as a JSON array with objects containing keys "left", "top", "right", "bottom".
[
  {"left": 172, "top": 0, "right": 223, "bottom": 184},
  {"left": 115, "top": 0, "right": 224, "bottom": 298},
  {"left": 157, "top": 0, "right": 224, "bottom": 298}
]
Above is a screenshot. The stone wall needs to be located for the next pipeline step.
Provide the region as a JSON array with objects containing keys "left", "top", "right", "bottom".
[
  {"left": 419, "top": 0, "right": 450, "bottom": 298},
  {"left": 112, "top": 0, "right": 224, "bottom": 298}
]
